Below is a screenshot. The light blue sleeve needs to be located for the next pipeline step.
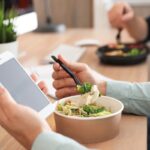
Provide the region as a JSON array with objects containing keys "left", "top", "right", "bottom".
[
  {"left": 32, "top": 131, "right": 87, "bottom": 150},
  {"left": 106, "top": 81, "right": 150, "bottom": 116}
]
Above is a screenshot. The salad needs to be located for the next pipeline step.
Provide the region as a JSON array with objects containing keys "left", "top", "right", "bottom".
[
  {"left": 57, "top": 100, "right": 111, "bottom": 117},
  {"left": 57, "top": 83, "right": 111, "bottom": 117},
  {"left": 77, "top": 83, "right": 101, "bottom": 104}
]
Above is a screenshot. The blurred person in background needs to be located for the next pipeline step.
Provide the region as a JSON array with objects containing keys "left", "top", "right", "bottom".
[
  {"left": 108, "top": 2, "right": 150, "bottom": 149},
  {"left": 108, "top": 1, "right": 150, "bottom": 42}
]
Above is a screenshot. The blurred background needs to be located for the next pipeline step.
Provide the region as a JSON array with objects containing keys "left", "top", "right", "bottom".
[{"left": 4, "top": 0, "right": 150, "bottom": 34}]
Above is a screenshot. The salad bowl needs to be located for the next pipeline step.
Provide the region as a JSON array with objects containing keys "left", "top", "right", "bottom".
[{"left": 54, "top": 95, "right": 124, "bottom": 144}]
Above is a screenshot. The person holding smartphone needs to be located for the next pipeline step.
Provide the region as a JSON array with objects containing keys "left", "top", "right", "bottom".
[
  {"left": 108, "top": 1, "right": 150, "bottom": 42},
  {"left": 0, "top": 74, "right": 87, "bottom": 150}
]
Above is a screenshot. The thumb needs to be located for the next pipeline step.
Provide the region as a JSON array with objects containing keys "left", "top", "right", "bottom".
[
  {"left": 0, "top": 83, "right": 16, "bottom": 107},
  {"left": 58, "top": 55, "right": 87, "bottom": 72},
  {"left": 121, "top": 2, "right": 134, "bottom": 22}
]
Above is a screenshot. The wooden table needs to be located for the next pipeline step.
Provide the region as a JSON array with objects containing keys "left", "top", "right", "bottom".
[{"left": 0, "top": 29, "right": 147, "bottom": 150}]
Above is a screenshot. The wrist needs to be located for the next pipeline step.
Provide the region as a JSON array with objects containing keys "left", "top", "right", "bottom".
[
  {"left": 25, "top": 123, "right": 51, "bottom": 149},
  {"left": 25, "top": 129, "right": 45, "bottom": 149}
]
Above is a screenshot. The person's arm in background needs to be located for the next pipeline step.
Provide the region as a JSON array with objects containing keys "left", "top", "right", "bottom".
[
  {"left": 0, "top": 84, "right": 87, "bottom": 150},
  {"left": 108, "top": 2, "right": 149, "bottom": 42},
  {"left": 52, "top": 56, "right": 150, "bottom": 116}
]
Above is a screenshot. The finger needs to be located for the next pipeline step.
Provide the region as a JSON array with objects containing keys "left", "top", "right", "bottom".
[
  {"left": 38, "top": 81, "right": 48, "bottom": 95},
  {"left": 122, "top": 11, "right": 134, "bottom": 22},
  {"left": 123, "top": 1, "right": 132, "bottom": 12},
  {"left": 121, "top": 2, "right": 133, "bottom": 22},
  {"left": 52, "top": 70, "right": 70, "bottom": 80},
  {"left": 109, "top": 2, "right": 126, "bottom": 21},
  {"left": 53, "top": 63, "right": 62, "bottom": 72},
  {"left": 110, "top": 18, "right": 123, "bottom": 28},
  {"left": 58, "top": 55, "right": 88, "bottom": 72},
  {"left": 53, "top": 78, "right": 76, "bottom": 90},
  {"left": 0, "top": 84, "right": 16, "bottom": 107},
  {"left": 41, "top": 88, "right": 48, "bottom": 95},
  {"left": 31, "top": 73, "right": 39, "bottom": 82},
  {"left": 109, "top": 4, "right": 122, "bottom": 18},
  {"left": 55, "top": 87, "right": 78, "bottom": 99},
  {"left": 0, "top": 84, "right": 7, "bottom": 124},
  {"left": 0, "top": 84, "right": 17, "bottom": 125}
]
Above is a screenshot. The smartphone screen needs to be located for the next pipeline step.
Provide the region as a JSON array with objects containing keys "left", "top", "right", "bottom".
[{"left": 0, "top": 58, "right": 50, "bottom": 112}]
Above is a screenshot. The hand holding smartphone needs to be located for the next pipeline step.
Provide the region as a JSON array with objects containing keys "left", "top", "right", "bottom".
[{"left": 0, "top": 52, "right": 55, "bottom": 118}]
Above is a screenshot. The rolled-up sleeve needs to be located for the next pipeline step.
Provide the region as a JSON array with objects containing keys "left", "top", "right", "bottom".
[
  {"left": 32, "top": 131, "right": 87, "bottom": 150},
  {"left": 106, "top": 81, "right": 150, "bottom": 116}
]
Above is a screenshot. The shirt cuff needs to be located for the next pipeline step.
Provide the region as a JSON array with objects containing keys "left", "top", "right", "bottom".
[
  {"left": 106, "top": 80, "right": 150, "bottom": 116},
  {"left": 106, "top": 80, "right": 131, "bottom": 113},
  {"left": 32, "top": 131, "right": 87, "bottom": 150}
]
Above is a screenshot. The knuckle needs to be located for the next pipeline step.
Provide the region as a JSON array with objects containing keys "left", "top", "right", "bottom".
[
  {"left": 52, "top": 81, "right": 57, "bottom": 89},
  {"left": 53, "top": 80, "right": 62, "bottom": 89},
  {"left": 52, "top": 80, "right": 57, "bottom": 89},
  {"left": 55, "top": 91, "right": 62, "bottom": 99},
  {"left": 52, "top": 72, "right": 57, "bottom": 79},
  {"left": 53, "top": 63, "right": 58, "bottom": 71},
  {"left": 63, "top": 78, "right": 69, "bottom": 85}
]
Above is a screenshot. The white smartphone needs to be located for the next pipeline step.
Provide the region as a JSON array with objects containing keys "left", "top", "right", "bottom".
[{"left": 0, "top": 52, "right": 55, "bottom": 118}]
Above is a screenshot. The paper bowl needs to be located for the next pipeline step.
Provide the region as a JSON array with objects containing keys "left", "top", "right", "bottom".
[{"left": 54, "top": 95, "right": 124, "bottom": 144}]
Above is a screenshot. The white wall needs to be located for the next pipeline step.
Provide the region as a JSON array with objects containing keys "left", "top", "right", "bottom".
[{"left": 93, "top": 0, "right": 111, "bottom": 29}]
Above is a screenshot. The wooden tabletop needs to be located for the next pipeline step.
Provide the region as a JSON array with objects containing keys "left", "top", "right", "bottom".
[{"left": 0, "top": 29, "right": 147, "bottom": 150}]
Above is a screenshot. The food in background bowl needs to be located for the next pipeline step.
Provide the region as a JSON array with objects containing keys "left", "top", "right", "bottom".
[
  {"left": 54, "top": 95, "right": 124, "bottom": 144},
  {"left": 104, "top": 48, "right": 146, "bottom": 57},
  {"left": 97, "top": 43, "right": 149, "bottom": 65}
]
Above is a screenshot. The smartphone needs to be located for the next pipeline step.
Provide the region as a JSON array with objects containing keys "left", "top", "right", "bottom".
[{"left": 0, "top": 52, "right": 55, "bottom": 118}]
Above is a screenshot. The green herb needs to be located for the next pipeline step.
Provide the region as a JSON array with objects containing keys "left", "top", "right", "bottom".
[
  {"left": 0, "top": 0, "right": 17, "bottom": 43},
  {"left": 127, "top": 48, "right": 141, "bottom": 56},
  {"left": 77, "top": 83, "right": 93, "bottom": 94},
  {"left": 57, "top": 104, "right": 63, "bottom": 111},
  {"left": 83, "top": 104, "right": 105, "bottom": 114}
]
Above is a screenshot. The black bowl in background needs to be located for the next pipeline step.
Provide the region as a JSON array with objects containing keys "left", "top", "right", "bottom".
[{"left": 96, "top": 43, "right": 149, "bottom": 65}]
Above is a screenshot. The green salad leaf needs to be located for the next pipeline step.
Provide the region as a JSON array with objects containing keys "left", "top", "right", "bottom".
[
  {"left": 83, "top": 104, "right": 105, "bottom": 114},
  {"left": 77, "top": 83, "right": 93, "bottom": 94},
  {"left": 127, "top": 48, "right": 143, "bottom": 56}
]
